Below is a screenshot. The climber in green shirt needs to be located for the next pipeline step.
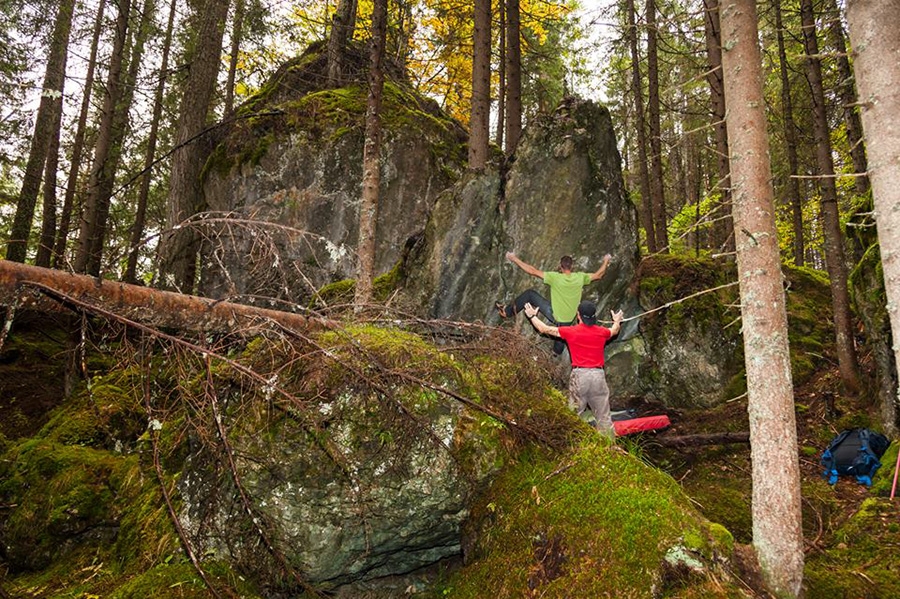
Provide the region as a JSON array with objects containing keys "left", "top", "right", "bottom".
[{"left": 496, "top": 252, "right": 611, "bottom": 354}]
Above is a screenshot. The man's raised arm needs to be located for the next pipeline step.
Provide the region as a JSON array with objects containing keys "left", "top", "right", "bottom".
[
  {"left": 506, "top": 252, "right": 544, "bottom": 279},
  {"left": 589, "top": 254, "right": 612, "bottom": 281},
  {"left": 609, "top": 309, "right": 624, "bottom": 336},
  {"left": 523, "top": 302, "right": 560, "bottom": 337}
]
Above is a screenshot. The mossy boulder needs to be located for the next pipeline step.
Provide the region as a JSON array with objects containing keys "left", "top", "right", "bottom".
[
  {"left": 426, "top": 439, "right": 744, "bottom": 598},
  {"left": 197, "top": 43, "right": 467, "bottom": 306},
  {"left": 846, "top": 193, "right": 899, "bottom": 435},
  {"left": 175, "top": 324, "right": 579, "bottom": 592},
  {"left": 608, "top": 255, "right": 838, "bottom": 408}
]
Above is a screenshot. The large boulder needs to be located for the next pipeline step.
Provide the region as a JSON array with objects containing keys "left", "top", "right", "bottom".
[
  {"left": 176, "top": 326, "right": 573, "bottom": 592},
  {"left": 197, "top": 43, "right": 467, "bottom": 304},
  {"left": 401, "top": 98, "right": 641, "bottom": 330},
  {"left": 847, "top": 198, "right": 899, "bottom": 436}
]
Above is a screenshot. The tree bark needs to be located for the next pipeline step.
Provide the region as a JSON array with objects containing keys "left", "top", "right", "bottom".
[
  {"left": 327, "top": 0, "right": 358, "bottom": 87},
  {"left": 393, "top": 0, "right": 413, "bottom": 78},
  {"left": 468, "top": 0, "right": 491, "bottom": 170},
  {"left": 505, "top": 0, "right": 522, "bottom": 154},
  {"left": 223, "top": 0, "right": 246, "bottom": 119},
  {"left": 73, "top": 0, "right": 132, "bottom": 275},
  {"left": 35, "top": 90, "right": 65, "bottom": 268},
  {"left": 354, "top": 0, "right": 387, "bottom": 305},
  {"left": 0, "top": 260, "right": 324, "bottom": 334},
  {"left": 159, "top": 0, "right": 231, "bottom": 292},
  {"left": 4, "top": 0, "right": 76, "bottom": 263},
  {"left": 800, "top": 0, "right": 860, "bottom": 392},
  {"left": 703, "top": 0, "right": 733, "bottom": 255},
  {"left": 774, "top": 0, "right": 805, "bottom": 267},
  {"left": 645, "top": 0, "right": 668, "bottom": 252},
  {"left": 844, "top": 0, "right": 900, "bottom": 434},
  {"left": 720, "top": 1, "right": 804, "bottom": 596},
  {"left": 824, "top": 0, "right": 869, "bottom": 195},
  {"left": 76, "top": 0, "right": 154, "bottom": 277},
  {"left": 126, "top": 0, "right": 178, "bottom": 284},
  {"left": 495, "top": 0, "right": 506, "bottom": 151},
  {"left": 626, "top": 0, "right": 656, "bottom": 253},
  {"left": 53, "top": 0, "right": 107, "bottom": 269}
]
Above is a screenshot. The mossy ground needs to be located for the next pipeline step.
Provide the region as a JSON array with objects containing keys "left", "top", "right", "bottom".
[
  {"left": 2, "top": 258, "right": 899, "bottom": 597},
  {"left": 426, "top": 437, "right": 743, "bottom": 598}
]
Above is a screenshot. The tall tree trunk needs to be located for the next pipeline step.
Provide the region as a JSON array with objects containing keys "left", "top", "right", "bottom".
[
  {"left": 800, "top": 0, "right": 861, "bottom": 392},
  {"left": 354, "top": 0, "right": 388, "bottom": 305},
  {"left": 504, "top": 0, "right": 522, "bottom": 154},
  {"left": 844, "top": 0, "right": 900, "bottom": 433},
  {"left": 35, "top": 97, "right": 65, "bottom": 268},
  {"left": 774, "top": 0, "right": 805, "bottom": 266},
  {"left": 75, "top": 0, "right": 151, "bottom": 276},
  {"left": 703, "top": 0, "right": 733, "bottom": 255},
  {"left": 4, "top": 0, "right": 76, "bottom": 263},
  {"left": 223, "top": 0, "right": 245, "bottom": 119},
  {"left": 392, "top": 0, "right": 413, "bottom": 78},
  {"left": 495, "top": 0, "right": 506, "bottom": 151},
  {"left": 73, "top": 0, "right": 131, "bottom": 274},
  {"left": 468, "top": 0, "right": 491, "bottom": 170},
  {"left": 720, "top": 2, "right": 804, "bottom": 595},
  {"left": 327, "top": 0, "right": 358, "bottom": 87},
  {"left": 159, "top": 0, "right": 231, "bottom": 292},
  {"left": 626, "top": 0, "right": 656, "bottom": 253},
  {"left": 823, "top": 0, "right": 869, "bottom": 194},
  {"left": 126, "top": 0, "right": 178, "bottom": 284},
  {"left": 645, "top": 0, "right": 668, "bottom": 252},
  {"left": 53, "top": 0, "right": 107, "bottom": 269}
]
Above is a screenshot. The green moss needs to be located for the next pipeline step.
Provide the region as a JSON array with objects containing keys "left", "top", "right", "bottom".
[
  {"left": 428, "top": 438, "right": 740, "bottom": 598},
  {"left": 870, "top": 441, "right": 898, "bottom": 497},
  {"left": 315, "top": 278, "right": 355, "bottom": 306},
  {"left": 682, "top": 472, "right": 752, "bottom": 544},
  {"left": 806, "top": 498, "right": 900, "bottom": 599},
  {"left": 312, "top": 262, "right": 406, "bottom": 308},
  {"left": 707, "top": 522, "right": 734, "bottom": 556},
  {"left": 108, "top": 561, "right": 263, "bottom": 598},
  {"left": 0, "top": 439, "right": 124, "bottom": 569}
]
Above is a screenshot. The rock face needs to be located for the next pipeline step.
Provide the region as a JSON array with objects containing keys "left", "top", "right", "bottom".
[
  {"left": 402, "top": 98, "right": 641, "bottom": 332},
  {"left": 609, "top": 256, "right": 744, "bottom": 409},
  {"left": 176, "top": 327, "right": 514, "bottom": 591},
  {"left": 197, "top": 44, "right": 467, "bottom": 304},
  {"left": 847, "top": 202, "right": 899, "bottom": 435}
]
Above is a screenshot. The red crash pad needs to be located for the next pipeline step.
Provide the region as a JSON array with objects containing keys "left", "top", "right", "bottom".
[{"left": 613, "top": 414, "right": 671, "bottom": 436}]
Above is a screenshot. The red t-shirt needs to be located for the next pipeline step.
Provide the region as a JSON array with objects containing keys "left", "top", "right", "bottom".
[{"left": 558, "top": 323, "right": 612, "bottom": 368}]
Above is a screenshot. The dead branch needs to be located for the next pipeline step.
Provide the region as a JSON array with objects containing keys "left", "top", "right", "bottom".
[
  {"left": 22, "top": 281, "right": 354, "bottom": 479},
  {"left": 654, "top": 432, "right": 750, "bottom": 447},
  {"left": 203, "top": 356, "right": 322, "bottom": 597},
  {"left": 0, "top": 260, "right": 329, "bottom": 333},
  {"left": 142, "top": 372, "right": 229, "bottom": 599}
]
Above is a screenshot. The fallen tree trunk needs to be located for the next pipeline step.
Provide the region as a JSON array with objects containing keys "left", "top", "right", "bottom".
[
  {"left": 654, "top": 432, "right": 751, "bottom": 448},
  {"left": 0, "top": 259, "right": 327, "bottom": 333}
]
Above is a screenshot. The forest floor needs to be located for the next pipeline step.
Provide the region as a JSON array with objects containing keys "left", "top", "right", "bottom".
[
  {"left": 2, "top": 312, "right": 899, "bottom": 597},
  {"left": 630, "top": 353, "right": 900, "bottom": 597}
]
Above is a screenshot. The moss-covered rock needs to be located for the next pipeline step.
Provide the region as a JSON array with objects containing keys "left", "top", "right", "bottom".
[
  {"left": 614, "top": 255, "right": 838, "bottom": 409},
  {"left": 174, "top": 323, "right": 579, "bottom": 592},
  {"left": 846, "top": 192, "right": 899, "bottom": 435},
  {"left": 197, "top": 43, "right": 466, "bottom": 307},
  {"left": 426, "top": 438, "right": 744, "bottom": 598}
]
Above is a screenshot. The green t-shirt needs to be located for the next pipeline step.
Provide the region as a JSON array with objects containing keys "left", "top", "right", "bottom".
[{"left": 543, "top": 271, "right": 592, "bottom": 323}]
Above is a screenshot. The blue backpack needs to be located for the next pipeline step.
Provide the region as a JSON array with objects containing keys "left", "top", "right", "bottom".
[{"left": 821, "top": 428, "right": 890, "bottom": 487}]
